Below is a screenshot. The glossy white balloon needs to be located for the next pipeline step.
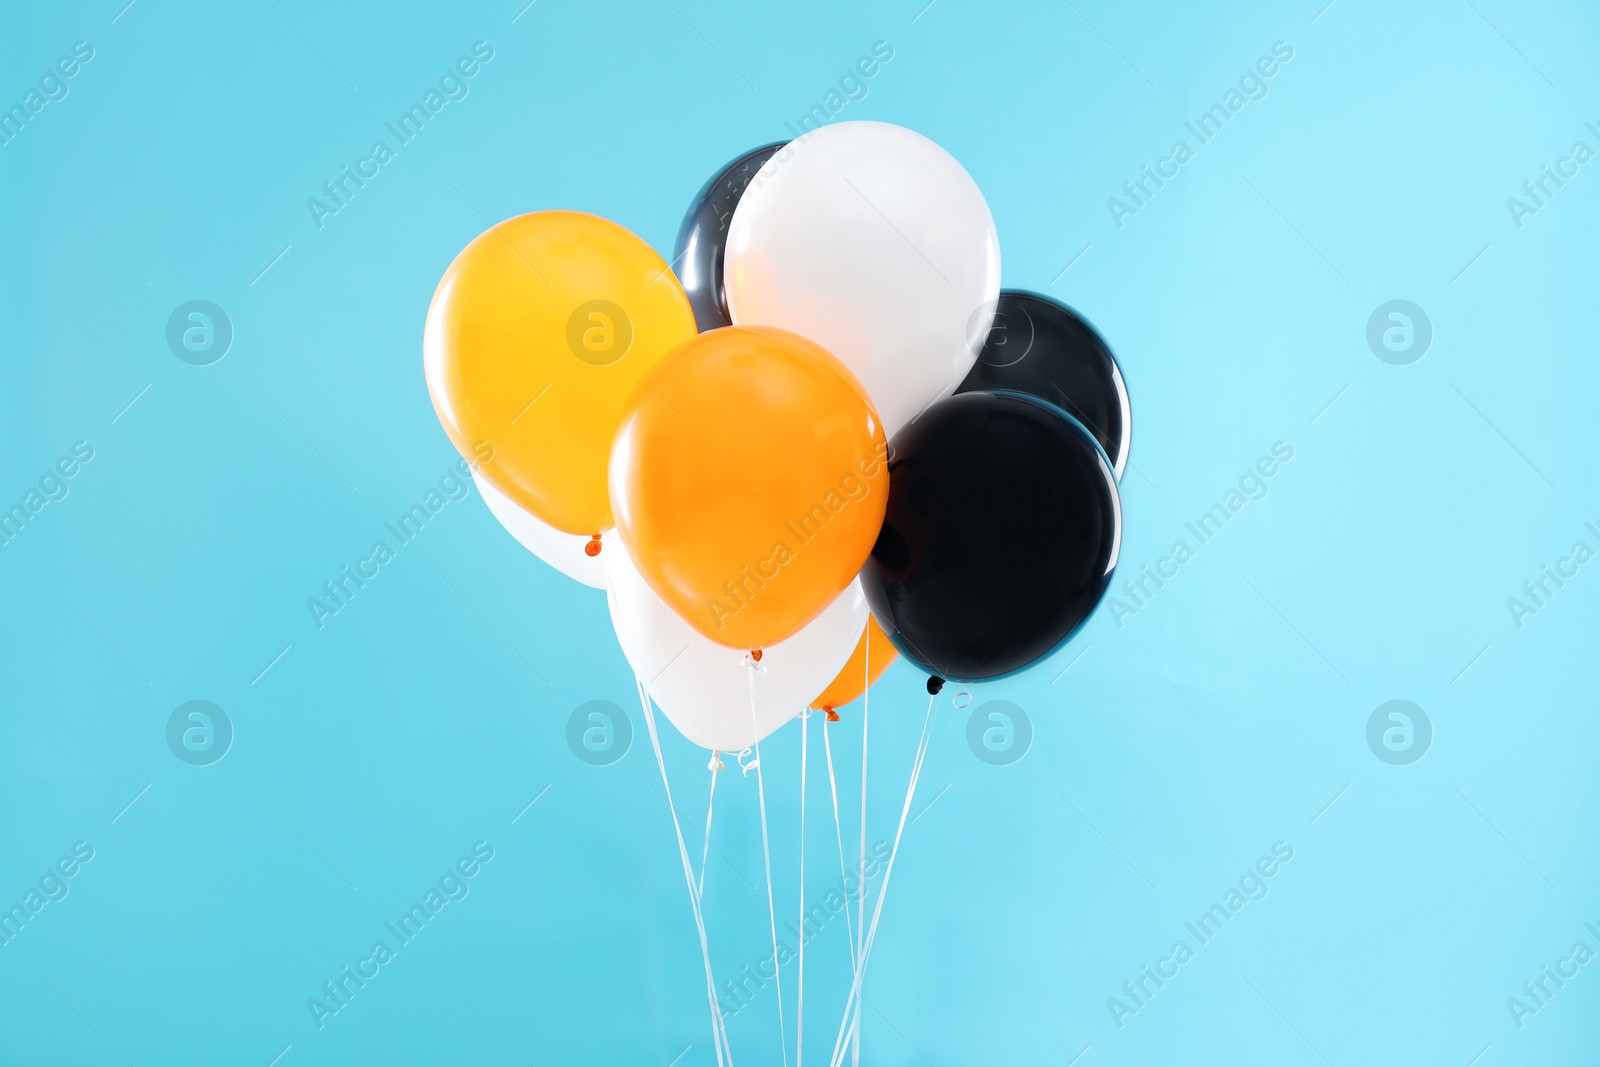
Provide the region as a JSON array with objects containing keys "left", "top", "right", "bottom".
[
  {"left": 725, "top": 121, "right": 1001, "bottom": 437},
  {"left": 474, "top": 474, "right": 606, "bottom": 589},
  {"left": 606, "top": 540, "right": 866, "bottom": 752}
]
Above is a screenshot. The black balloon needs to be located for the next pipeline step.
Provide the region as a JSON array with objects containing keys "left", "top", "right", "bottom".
[
  {"left": 860, "top": 391, "right": 1120, "bottom": 682},
  {"left": 957, "top": 290, "right": 1132, "bottom": 478},
  {"left": 673, "top": 142, "right": 786, "bottom": 332}
]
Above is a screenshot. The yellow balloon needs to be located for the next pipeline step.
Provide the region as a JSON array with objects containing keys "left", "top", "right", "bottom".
[{"left": 424, "top": 210, "right": 696, "bottom": 535}]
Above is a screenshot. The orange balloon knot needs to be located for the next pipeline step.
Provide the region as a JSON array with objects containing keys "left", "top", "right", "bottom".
[
  {"left": 825, "top": 708, "right": 840, "bottom": 722},
  {"left": 750, "top": 649, "right": 763, "bottom": 662},
  {"left": 584, "top": 534, "right": 602, "bottom": 558}
]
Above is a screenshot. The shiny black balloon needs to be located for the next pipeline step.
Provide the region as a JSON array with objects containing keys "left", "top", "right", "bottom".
[
  {"left": 673, "top": 142, "right": 786, "bottom": 332},
  {"left": 957, "top": 290, "right": 1132, "bottom": 479},
  {"left": 860, "top": 391, "right": 1121, "bottom": 682}
]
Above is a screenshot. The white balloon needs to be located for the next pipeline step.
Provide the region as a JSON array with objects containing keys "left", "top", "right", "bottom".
[
  {"left": 606, "top": 540, "right": 866, "bottom": 752},
  {"left": 474, "top": 474, "right": 606, "bottom": 589},
  {"left": 725, "top": 121, "right": 1001, "bottom": 437}
]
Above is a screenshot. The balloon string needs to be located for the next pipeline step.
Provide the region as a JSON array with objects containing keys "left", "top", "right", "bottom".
[
  {"left": 832, "top": 687, "right": 935, "bottom": 1067},
  {"left": 828, "top": 688, "right": 939, "bottom": 1067},
  {"left": 637, "top": 678, "right": 733, "bottom": 1067},
  {"left": 708, "top": 759, "right": 733, "bottom": 1067},
  {"left": 820, "top": 719, "right": 858, "bottom": 972},
  {"left": 698, "top": 763, "right": 719, "bottom": 901},
  {"left": 746, "top": 662, "right": 790, "bottom": 1067},
  {"left": 796, "top": 709, "right": 808, "bottom": 1067},
  {"left": 852, "top": 634, "right": 869, "bottom": 1067}
]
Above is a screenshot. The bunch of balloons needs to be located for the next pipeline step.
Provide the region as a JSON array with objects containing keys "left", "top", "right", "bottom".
[{"left": 424, "top": 121, "right": 1129, "bottom": 754}]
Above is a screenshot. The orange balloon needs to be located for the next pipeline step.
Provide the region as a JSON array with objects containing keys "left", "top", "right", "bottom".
[
  {"left": 610, "top": 326, "right": 888, "bottom": 650},
  {"left": 424, "top": 210, "right": 696, "bottom": 535},
  {"left": 812, "top": 615, "right": 898, "bottom": 711}
]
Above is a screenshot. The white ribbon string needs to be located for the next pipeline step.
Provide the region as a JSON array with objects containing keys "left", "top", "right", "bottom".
[
  {"left": 698, "top": 765, "right": 719, "bottom": 901},
  {"left": 637, "top": 679, "right": 733, "bottom": 1067},
  {"left": 852, "top": 635, "right": 870, "bottom": 1067},
  {"left": 820, "top": 719, "right": 858, "bottom": 972},
  {"left": 746, "top": 661, "right": 790, "bottom": 1067},
  {"left": 828, "top": 688, "right": 939, "bottom": 1067},
  {"left": 796, "top": 709, "right": 809, "bottom": 1067}
]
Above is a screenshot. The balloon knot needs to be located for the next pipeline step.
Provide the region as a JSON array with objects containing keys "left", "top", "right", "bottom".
[
  {"left": 825, "top": 708, "right": 840, "bottom": 722},
  {"left": 584, "top": 534, "right": 602, "bottom": 558},
  {"left": 707, "top": 751, "right": 725, "bottom": 772},
  {"left": 926, "top": 676, "right": 946, "bottom": 695},
  {"left": 750, "top": 648, "right": 763, "bottom": 662}
]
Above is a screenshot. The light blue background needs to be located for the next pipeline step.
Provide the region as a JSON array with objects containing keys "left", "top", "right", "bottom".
[{"left": 2, "top": 0, "right": 1598, "bottom": 1064}]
